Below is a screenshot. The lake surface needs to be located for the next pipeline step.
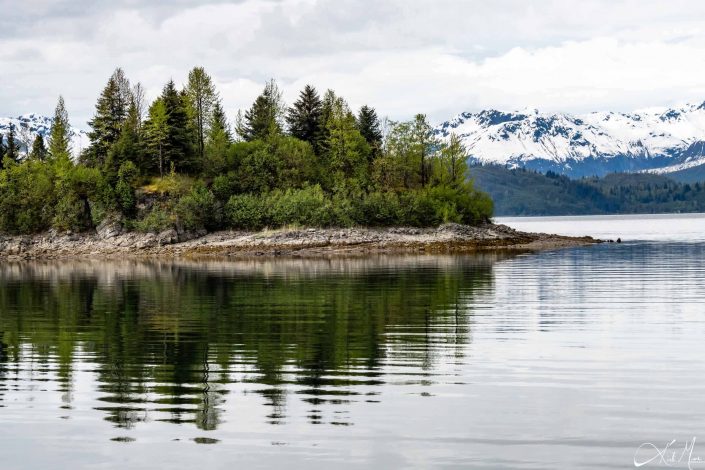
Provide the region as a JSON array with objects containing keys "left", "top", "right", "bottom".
[{"left": 1, "top": 214, "right": 704, "bottom": 469}]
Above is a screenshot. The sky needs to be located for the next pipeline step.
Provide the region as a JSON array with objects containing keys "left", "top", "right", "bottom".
[{"left": 3, "top": 0, "right": 705, "bottom": 127}]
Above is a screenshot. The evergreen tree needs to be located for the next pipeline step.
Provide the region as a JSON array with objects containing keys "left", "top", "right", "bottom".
[
  {"left": 237, "top": 79, "right": 284, "bottom": 141},
  {"left": 144, "top": 98, "right": 169, "bottom": 177},
  {"left": 203, "top": 102, "right": 232, "bottom": 176},
  {"left": 5, "top": 124, "right": 19, "bottom": 163},
  {"left": 105, "top": 96, "right": 144, "bottom": 179},
  {"left": 29, "top": 135, "right": 48, "bottom": 161},
  {"left": 325, "top": 95, "right": 371, "bottom": 186},
  {"left": 356, "top": 105, "right": 383, "bottom": 159},
  {"left": 86, "top": 68, "right": 132, "bottom": 167},
  {"left": 185, "top": 67, "right": 218, "bottom": 162},
  {"left": 0, "top": 132, "right": 6, "bottom": 168},
  {"left": 48, "top": 96, "right": 72, "bottom": 163},
  {"left": 286, "top": 85, "right": 322, "bottom": 148}
]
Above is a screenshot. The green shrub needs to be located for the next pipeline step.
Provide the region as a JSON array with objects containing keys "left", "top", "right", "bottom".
[
  {"left": 175, "top": 184, "right": 220, "bottom": 231},
  {"left": 225, "top": 193, "right": 268, "bottom": 230},
  {"left": 267, "top": 185, "right": 328, "bottom": 227},
  {"left": 360, "top": 191, "right": 402, "bottom": 226},
  {"left": 135, "top": 205, "right": 173, "bottom": 233}
]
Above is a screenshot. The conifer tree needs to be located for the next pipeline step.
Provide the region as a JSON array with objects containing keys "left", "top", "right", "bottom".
[
  {"left": 325, "top": 95, "right": 370, "bottom": 185},
  {"left": 86, "top": 68, "right": 131, "bottom": 167},
  {"left": 144, "top": 98, "right": 169, "bottom": 177},
  {"left": 105, "top": 96, "right": 144, "bottom": 179},
  {"left": 29, "top": 135, "right": 48, "bottom": 161},
  {"left": 5, "top": 124, "right": 19, "bottom": 163},
  {"left": 286, "top": 85, "right": 322, "bottom": 147},
  {"left": 0, "top": 132, "right": 6, "bottom": 167},
  {"left": 48, "top": 96, "right": 72, "bottom": 163},
  {"left": 237, "top": 79, "right": 284, "bottom": 141},
  {"left": 203, "top": 102, "right": 232, "bottom": 177},
  {"left": 185, "top": 67, "right": 218, "bottom": 161},
  {"left": 356, "top": 105, "right": 383, "bottom": 159},
  {"left": 160, "top": 81, "right": 193, "bottom": 172}
]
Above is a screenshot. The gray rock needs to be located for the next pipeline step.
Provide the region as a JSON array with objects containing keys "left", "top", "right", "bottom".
[
  {"left": 96, "top": 219, "right": 123, "bottom": 239},
  {"left": 158, "top": 229, "right": 178, "bottom": 245}
]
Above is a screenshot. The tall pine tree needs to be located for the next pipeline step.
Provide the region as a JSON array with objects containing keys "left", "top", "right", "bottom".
[
  {"left": 203, "top": 101, "right": 232, "bottom": 176},
  {"left": 286, "top": 85, "right": 323, "bottom": 149},
  {"left": 412, "top": 114, "right": 435, "bottom": 187},
  {"left": 5, "top": 124, "right": 19, "bottom": 163},
  {"left": 185, "top": 67, "right": 218, "bottom": 162},
  {"left": 237, "top": 79, "right": 284, "bottom": 141},
  {"left": 29, "top": 135, "right": 48, "bottom": 161},
  {"left": 48, "top": 96, "right": 72, "bottom": 163},
  {"left": 356, "top": 105, "right": 383, "bottom": 159},
  {"left": 86, "top": 68, "right": 131, "bottom": 167}
]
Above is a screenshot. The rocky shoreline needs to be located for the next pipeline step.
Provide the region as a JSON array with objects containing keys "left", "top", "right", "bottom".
[{"left": 0, "top": 221, "right": 600, "bottom": 261}]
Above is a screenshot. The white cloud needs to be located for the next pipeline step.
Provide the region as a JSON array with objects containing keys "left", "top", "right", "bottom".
[{"left": 3, "top": 0, "right": 705, "bottom": 126}]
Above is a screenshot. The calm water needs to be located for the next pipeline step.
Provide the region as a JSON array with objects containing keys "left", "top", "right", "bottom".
[{"left": 1, "top": 214, "right": 704, "bottom": 469}]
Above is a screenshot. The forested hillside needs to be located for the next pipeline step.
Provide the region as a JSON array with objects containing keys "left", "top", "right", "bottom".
[
  {"left": 471, "top": 165, "right": 705, "bottom": 216},
  {"left": 0, "top": 68, "right": 492, "bottom": 235}
]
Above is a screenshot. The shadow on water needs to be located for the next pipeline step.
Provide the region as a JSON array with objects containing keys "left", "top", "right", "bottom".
[{"left": 0, "top": 254, "right": 509, "bottom": 430}]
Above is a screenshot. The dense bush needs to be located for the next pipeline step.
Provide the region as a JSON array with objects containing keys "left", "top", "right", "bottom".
[
  {"left": 134, "top": 205, "right": 173, "bottom": 233},
  {"left": 225, "top": 193, "right": 268, "bottom": 230},
  {"left": 175, "top": 184, "right": 220, "bottom": 231}
]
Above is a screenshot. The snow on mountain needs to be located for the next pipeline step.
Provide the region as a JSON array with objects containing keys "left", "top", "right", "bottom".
[
  {"left": 0, "top": 114, "right": 89, "bottom": 157},
  {"left": 435, "top": 103, "right": 705, "bottom": 178}
]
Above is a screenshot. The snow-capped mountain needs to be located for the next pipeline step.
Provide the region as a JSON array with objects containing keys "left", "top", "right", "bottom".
[
  {"left": 436, "top": 103, "right": 705, "bottom": 180},
  {"left": 0, "top": 114, "right": 89, "bottom": 157}
]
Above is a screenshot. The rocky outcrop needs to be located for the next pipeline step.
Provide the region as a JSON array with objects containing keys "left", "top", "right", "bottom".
[{"left": 0, "top": 223, "right": 599, "bottom": 261}]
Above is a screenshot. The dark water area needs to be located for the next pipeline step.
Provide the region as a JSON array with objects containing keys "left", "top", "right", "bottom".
[{"left": 1, "top": 216, "right": 705, "bottom": 468}]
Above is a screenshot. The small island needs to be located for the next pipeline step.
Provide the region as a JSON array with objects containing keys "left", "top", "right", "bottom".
[{"left": 0, "top": 67, "right": 595, "bottom": 259}]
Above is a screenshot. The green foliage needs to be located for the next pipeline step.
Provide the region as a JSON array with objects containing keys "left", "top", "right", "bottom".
[
  {"left": 29, "top": 135, "right": 48, "bottom": 161},
  {"left": 0, "top": 67, "right": 496, "bottom": 235},
  {"left": 267, "top": 185, "right": 329, "bottom": 227},
  {"left": 135, "top": 205, "right": 173, "bottom": 233},
  {"left": 4, "top": 123, "right": 19, "bottom": 163},
  {"left": 0, "top": 159, "right": 55, "bottom": 233},
  {"left": 237, "top": 79, "right": 284, "bottom": 141},
  {"left": 286, "top": 85, "right": 323, "bottom": 151},
  {"left": 225, "top": 193, "right": 268, "bottom": 230},
  {"left": 48, "top": 96, "right": 72, "bottom": 162},
  {"left": 85, "top": 68, "right": 131, "bottom": 168},
  {"left": 356, "top": 105, "right": 383, "bottom": 157},
  {"left": 175, "top": 184, "right": 219, "bottom": 231}
]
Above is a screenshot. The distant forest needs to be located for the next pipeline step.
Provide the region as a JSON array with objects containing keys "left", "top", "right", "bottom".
[
  {"left": 471, "top": 164, "right": 705, "bottom": 216},
  {"left": 0, "top": 67, "right": 493, "bottom": 235}
]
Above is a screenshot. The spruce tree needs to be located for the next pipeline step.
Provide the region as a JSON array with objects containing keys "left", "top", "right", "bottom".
[
  {"left": 185, "top": 67, "right": 218, "bottom": 162},
  {"left": 237, "top": 79, "right": 284, "bottom": 141},
  {"left": 86, "top": 68, "right": 131, "bottom": 167},
  {"left": 163, "top": 81, "right": 191, "bottom": 170},
  {"left": 29, "top": 135, "right": 48, "bottom": 161},
  {"left": 0, "top": 131, "right": 6, "bottom": 167},
  {"left": 105, "top": 97, "right": 144, "bottom": 179},
  {"left": 356, "top": 105, "right": 383, "bottom": 159},
  {"left": 5, "top": 123, "right": 19, "bottom": 163},
  {"left": 203, "top": 102, "right": 232, "bottom": 177},
  {"left": 286, "top": 85, "right": 322, "bottom": 147},
  {"left": 48, "top": 96, "right": 72, "bottom": 163}
]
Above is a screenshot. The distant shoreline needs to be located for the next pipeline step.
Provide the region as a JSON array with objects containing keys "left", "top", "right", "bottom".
[{"left": 0, "top": 223, "right": 600, "bottom": 261}]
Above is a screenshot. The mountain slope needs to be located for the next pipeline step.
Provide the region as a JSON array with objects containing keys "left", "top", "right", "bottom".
[
  {"left": 471, "top": 165, "right": 705, "bottom": 216},
  {"left": 436, "top": 104, "right": 705, "bottom": 180},
  {"left": 0, "top": 114, "right": 89, "bottom": 157}
]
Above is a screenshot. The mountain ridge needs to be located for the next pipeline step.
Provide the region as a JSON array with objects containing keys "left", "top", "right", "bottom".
[
  {"left": 435, "top": 103, "right": 705, "bottom": 181},
  {"left": 0, "top": 114, "right": 89, "bottom": 157}
]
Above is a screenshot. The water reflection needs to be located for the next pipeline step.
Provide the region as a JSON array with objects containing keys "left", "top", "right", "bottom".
[{"left": 0, "top": 255, "right": 502, "bottom": 430}]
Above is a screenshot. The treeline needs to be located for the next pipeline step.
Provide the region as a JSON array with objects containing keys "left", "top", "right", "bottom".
[
  {"left": 472, "top": 164, "right": 705, "bottom": 215},
  {"left": 0, "top": 67, "right": 492, "bottom": 235}
]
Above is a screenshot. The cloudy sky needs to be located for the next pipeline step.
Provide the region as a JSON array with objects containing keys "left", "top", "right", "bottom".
[{"left": 3, "top": 0, "right": 705, "bottom": 126}]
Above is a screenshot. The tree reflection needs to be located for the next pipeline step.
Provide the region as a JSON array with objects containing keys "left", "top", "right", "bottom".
[{"left": 0, "top": 255, "right": 500, "bottom": 428}]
